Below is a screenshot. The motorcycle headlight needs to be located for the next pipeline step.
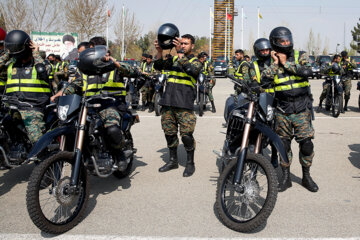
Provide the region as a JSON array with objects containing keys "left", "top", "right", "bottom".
[
  {"left": 57, "top": 105, "right": 69, "bottom": 121},
  {"left": 266, "top": 105, "right": 274, "bottom": 121},
  {"left": 335, "top": 76, "right": 341, "bottom": 84}
]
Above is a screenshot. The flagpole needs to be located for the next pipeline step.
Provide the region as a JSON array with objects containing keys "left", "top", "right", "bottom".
[
  {"left": 106, "top": 9, "right": 109, "bottom": 48},
  {"left": 225, "top": 7, "right": 227, "bottom": 61},
  {"left": 257, "top": 7, "right": 260, "bottom": 39},
  {"left": 121, "top": 4, "right": 125, "bottom": 60},
  {"left": 241, "top": 6, "right": 244, "bottom": 49},
  {"left": 209, "top": 6, "right": 212, "bottom": 60}
]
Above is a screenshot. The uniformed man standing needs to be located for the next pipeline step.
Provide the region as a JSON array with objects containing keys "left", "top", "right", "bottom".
[
  {"left": 340, "top": 51, "right": 357, "bottom": 111},
  {"left": 1, "top": 30, "right": 50, "bottom": 144},
  {"left": 141, "top": 54, "right": 158, "bottom": 112},
  {"left": 154, "top": 25, "right": 202, "bottom": 177},
  {"left": 198, "top": 52, "right": 216, "bottom": 112},
  {"left": 262, "top": 27, "right": 318, "bottom": 192},
  {"left": 53, "top": 55, "right": 69, "bottom": 88},
  {"left": 234, "top": 49, "right": 250, "bottom": 94}
]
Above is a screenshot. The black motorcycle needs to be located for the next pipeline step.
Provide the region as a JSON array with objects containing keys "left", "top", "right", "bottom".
[
  {"left": 214, "top": 75, "right": 289, "bottom": 232},
  {"left": 0, "top": 96, "right": 57, "bottom": 169},
  {"left": 26, "top": 91, "right": 139, "bottom": 234},
  {"left": 324, "top": 75, "right": 343, "bottom": 118},
  {"left": 154, "top": 73, "right": 167, "bottom": 116},
  {"left": 125, "top": 76, "right": 142, "bottom": 110},
  {"left": 196, "top": 73, "right": 209, "bottom": 117}
]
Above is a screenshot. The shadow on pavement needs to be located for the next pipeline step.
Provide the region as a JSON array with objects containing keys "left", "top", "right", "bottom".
[
  {"left": 157, "top": 145, "right": 187, "bottom": 167},
  {"left": 348, "top": 144, "right": 360, "bottom": 169},
  {"left": 0, "top": 162, "right": 34, "bottom": 197}
]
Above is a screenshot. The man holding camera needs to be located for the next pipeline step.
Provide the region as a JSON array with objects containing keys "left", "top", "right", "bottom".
[{"left": 154, "top": 24, "right": 202, "bottom": 177}]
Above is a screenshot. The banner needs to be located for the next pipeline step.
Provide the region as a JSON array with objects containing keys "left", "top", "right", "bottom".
[{"left": 31, "top": 31, "right": 79, "bottom": 62}]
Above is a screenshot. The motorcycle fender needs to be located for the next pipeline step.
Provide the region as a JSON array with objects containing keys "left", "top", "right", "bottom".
[
  {"left": 28, "top": 125, "right": 75, "bottom": 159},
  {"left": 199, "top": 85, "right": 205, "bottom": 93},
  {"left": 254, "top": 121, "right": 289, "bottom": 164}
]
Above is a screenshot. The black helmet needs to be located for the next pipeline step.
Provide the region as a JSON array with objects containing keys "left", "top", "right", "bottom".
[
  {"left": 77, "top": 45, "right": 115, "bottom": 75},
  {"left": 341, "top": 51, "right": 348, "bottom": 58},
  {"left": 4, "top": 30, "right": 31, "bottom": 56},
  {"left": 269, "top": 26, "right": 293, "bottom": 54},
  {"left": 157, "top": 23, "right": 179, "bottom": 50},
  {"left": 332, "top": 63, "right": 340, "bottom": 73},
  {"left": 253, "top": 38, "right": 271, "bottom": 60}
]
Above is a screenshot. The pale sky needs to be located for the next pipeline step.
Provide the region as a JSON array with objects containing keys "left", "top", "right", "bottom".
[{"left": 109, "top": 0, "right": 360, "bottom": 54}]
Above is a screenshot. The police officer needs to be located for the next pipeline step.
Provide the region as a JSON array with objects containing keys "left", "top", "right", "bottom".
[
  {"left": 140, "top": 53, "right": 147, "bottom": 69},
  {"left": 53, "top": 55, "right": 69, "bottom": 89},
  {"left": 248, "top": 38, "right": 278, "bottom": 167},
  {"left": 340, "top": 51, "right": 357, "bottom": 111},
  {"left": 141, "top": 54, "right": 158, "bottom": 112},
  {"left": 234, "top": 49, "right": 250, "bottom": 94},
  {"left": 262, "top": 26, "right": 318, "bottom": 192},
  {"left": 198, "top": 51, "right": 216, "bottom": 112},
  {"left": 1, "top": 30, "right": 50, "bottom": 144},
  {"left": 78, "top": 42, "right": 90, "bottom": 54},
  {"left": 51, "top": 36, "right": 139, "bottom": 171},
  {"left": 154, "top": 23, "right": 202, "bottom": 177},
  {"left": 316, "top": 54, "right": 344, "bottom": 112}
]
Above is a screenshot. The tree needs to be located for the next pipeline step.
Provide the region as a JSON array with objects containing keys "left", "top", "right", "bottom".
[
  {"left": 30, "top": 0, "right": 64, "bottom": 32},
  {"left": 306, "top": 28, "right": 315, "bottom": 55},
  {"left": 0, "top": 0, "right": 33, "bottom": 33},
  {"left": 64, "top": 0, "right": 114, "bottom": 41},
  {"left": 193, "top": 36, "right": 209, "bottom": 54},
  {"left": 322, "top": 37, "right": 330, "bottom": 55},
  {"left": 114, "top": 8, "right": 142, "bottom": 60},
  {"left": 0, "top": 12, "right": 6, "bottom": 31},
  {"left": 350, "top": 20, "right": 360, "bottom": 53}
]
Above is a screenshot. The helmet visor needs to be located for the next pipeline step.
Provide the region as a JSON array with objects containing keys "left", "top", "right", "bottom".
[
  {"left": 5, "top": 42, "right": 26, "bottom": 55},
  {"left": 275, "top": 35, "right": 293, "bottom": 47}
]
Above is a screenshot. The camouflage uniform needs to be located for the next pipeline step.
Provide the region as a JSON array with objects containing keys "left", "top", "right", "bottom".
[
  {"left": 63, "top": 61, "right": 137, "bottom": 128},
  {"left": 0, "top": 50, "right": 48, "bottom": 144},
  {"left": 140, "top": 62, "right": 158, "bottom": 105},
  {"left": 340, "top": 58, "right": 357, "bottom": 103},
  {"left": 262, "top": 51, "right": 314, "bottom": 167},
  {"left": 203, "top": 60, "right": 216, "bottom": 101},
  {"left": 234, "top": 59, "right": 250, "bottom": 94},
  {"left": 319, "top": 62, "right": 345, "bottom": 103},
  {"left": 53, "top": 61, "right": 69, "bottom": 92}
]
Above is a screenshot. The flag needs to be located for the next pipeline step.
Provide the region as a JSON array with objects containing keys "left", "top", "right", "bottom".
[
  {"left": 107, "top": 10, "right": 110, "bottom": 17},
  {"left": 226, "top": 13, "right": 232, "bottom": 20},
  {"left": 258, "top": 12, "right": 263, "bottom": 19},
  {"left": 210, "top": 8, "right": 214, "bottom": 18}
]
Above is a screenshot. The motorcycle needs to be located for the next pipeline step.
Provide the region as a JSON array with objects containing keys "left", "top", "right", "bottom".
[
  {"left": 324, "top": 75, "right": 343, "bottom": 118},
  {"left": 214, "top": 75, "right": 289, "bottom": 232},
  {"left": 0, "top": 95, "right": 58, "bottom": 169},
  {"left": 196, "top": 73, "right": 209, "bottom": 117},
  {"left": 153, "top": 73, "right": 167, "bottom": 116},
  {"left": 26, "top": 90, "right": 139, "bottom": 234},
  {"left": 125, "top": 76, "right": 141, "bottom": 110}
]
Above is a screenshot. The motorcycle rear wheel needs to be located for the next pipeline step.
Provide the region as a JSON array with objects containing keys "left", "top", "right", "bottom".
[
  {"left": 215, "top": 152, "right": 278, "bottom": 232},
  {"left": 26, "top": 151, "right": 89, "bottom": 234},
  {"left": 199, "top": 92, "right": 204, "bottom": 117}
]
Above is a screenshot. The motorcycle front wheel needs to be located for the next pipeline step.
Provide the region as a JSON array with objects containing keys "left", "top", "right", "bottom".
[
  {"left": 26, "top": 151, "right": 89, "bottom": 234},
  {"left": 332, "top": 94, "right": 342, "bottom": 118},
  {"left": 215, "top": 152, "right": 278, "bottom": 232},
  {"left": 199, "top": 92, "right": 204, "bottom": 116},
  {"left": 154, "top": 93, "right": 162, "bottom": 116}
]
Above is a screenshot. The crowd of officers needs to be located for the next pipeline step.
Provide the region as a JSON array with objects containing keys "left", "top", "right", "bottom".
[{"left": 2, "top": 24, "right": 356, "bottom": 192}]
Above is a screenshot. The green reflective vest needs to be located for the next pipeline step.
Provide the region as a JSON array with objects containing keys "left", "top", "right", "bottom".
[
  {"left": 167, "top": 56, "right": 197, "bottom": 88},
  {"left": 253, "top": 60, "right": 274, "bottom": 93},
  {"left": 82, "top": 71, "right": 126, "bottom": 97},
  {"left": 235, "top": 60, "right": 248, "bottom": 80},
  {"left": 6, "top": 63, "right": 51, "bottom": 94}
]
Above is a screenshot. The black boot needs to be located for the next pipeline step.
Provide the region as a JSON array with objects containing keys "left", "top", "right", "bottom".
[
  {"left": 210, "top": 100, "right": 216, "bottom": 113},
  {"left": 159, "top": 148, "right": 178, "bottom": 172},
  {"left": 183, "top": 150, "right": 195, "bottom": 177},
  {"left": 316, "top": 100, "right": 323, "bottom": 113},
  {"left": 278, "top": 166, "right": 292, "bottom": 192},
  {"left": 344, "top": 98, "right": 349, "bottom": 111},
  {"left": 148, "top": 103, "right": 154, "bottom": 113},
  {"left": 141, "top": 101, "right": 146, "bottom": 111},
  {"left": 302, "top": 166, "right": 319, "bottom": 192}
]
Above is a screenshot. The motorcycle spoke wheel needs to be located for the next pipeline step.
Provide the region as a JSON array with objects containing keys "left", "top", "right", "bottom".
[
  {"left": 26, "top": 151, "right": 89, "bottom": 234},
  {"left": 332, "top": 95, "right": 342, "bottom": 118},
  {"left": 216, "top": 153, "right": 278, "bottom": 232}
]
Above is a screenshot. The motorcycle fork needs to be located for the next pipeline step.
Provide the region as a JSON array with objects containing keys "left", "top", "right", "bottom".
[
  {"left": 71, "top": 105, "right": 88, "bottom": 186},
  {"left": 234, "top": 101, "right": 255, "bottom": 184}
]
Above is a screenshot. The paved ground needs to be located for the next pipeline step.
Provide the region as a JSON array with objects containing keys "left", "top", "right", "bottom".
[{"left": 0, "top": 77, "right": 360, "bottom": 239}]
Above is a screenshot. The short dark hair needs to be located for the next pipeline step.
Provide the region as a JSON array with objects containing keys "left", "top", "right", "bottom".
[
  {"left": 55, "top": 55, "right": 61, "bottom": 61},
  {"left": 48, "top": 53, "right": 55, "bottom": 58},
  {"left": 147, "top": 54, "right": 152, "bottom": 59},
  {"left": 181, "top": 34, "right": 195, "bottom": 44},
  {"left": 333, "top": 54, "right": 341, "bottom": 61},
  {"left": 235, "top": 49, "right": 244, "bottom": 55},
  {"left": 89, "top": 36, "right": 106, "bottom": 47},
  {"left": 63, "top": 34, "right": 75, "bottom": 43},
  {"left": 244, "top": 55, "right": 250, "bottom": 58},
  {"left": 77, "top": 41, "right": 90, "bottom": 50}
]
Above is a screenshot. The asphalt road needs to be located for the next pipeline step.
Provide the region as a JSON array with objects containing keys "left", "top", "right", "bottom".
[{"left": 0, "top": 77, "right": 360, "bottom": 239}]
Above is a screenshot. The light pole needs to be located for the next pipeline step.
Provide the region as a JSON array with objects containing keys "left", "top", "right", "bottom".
[{"left": 336, "top": 43, "right": 340, "bottom": 53}]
